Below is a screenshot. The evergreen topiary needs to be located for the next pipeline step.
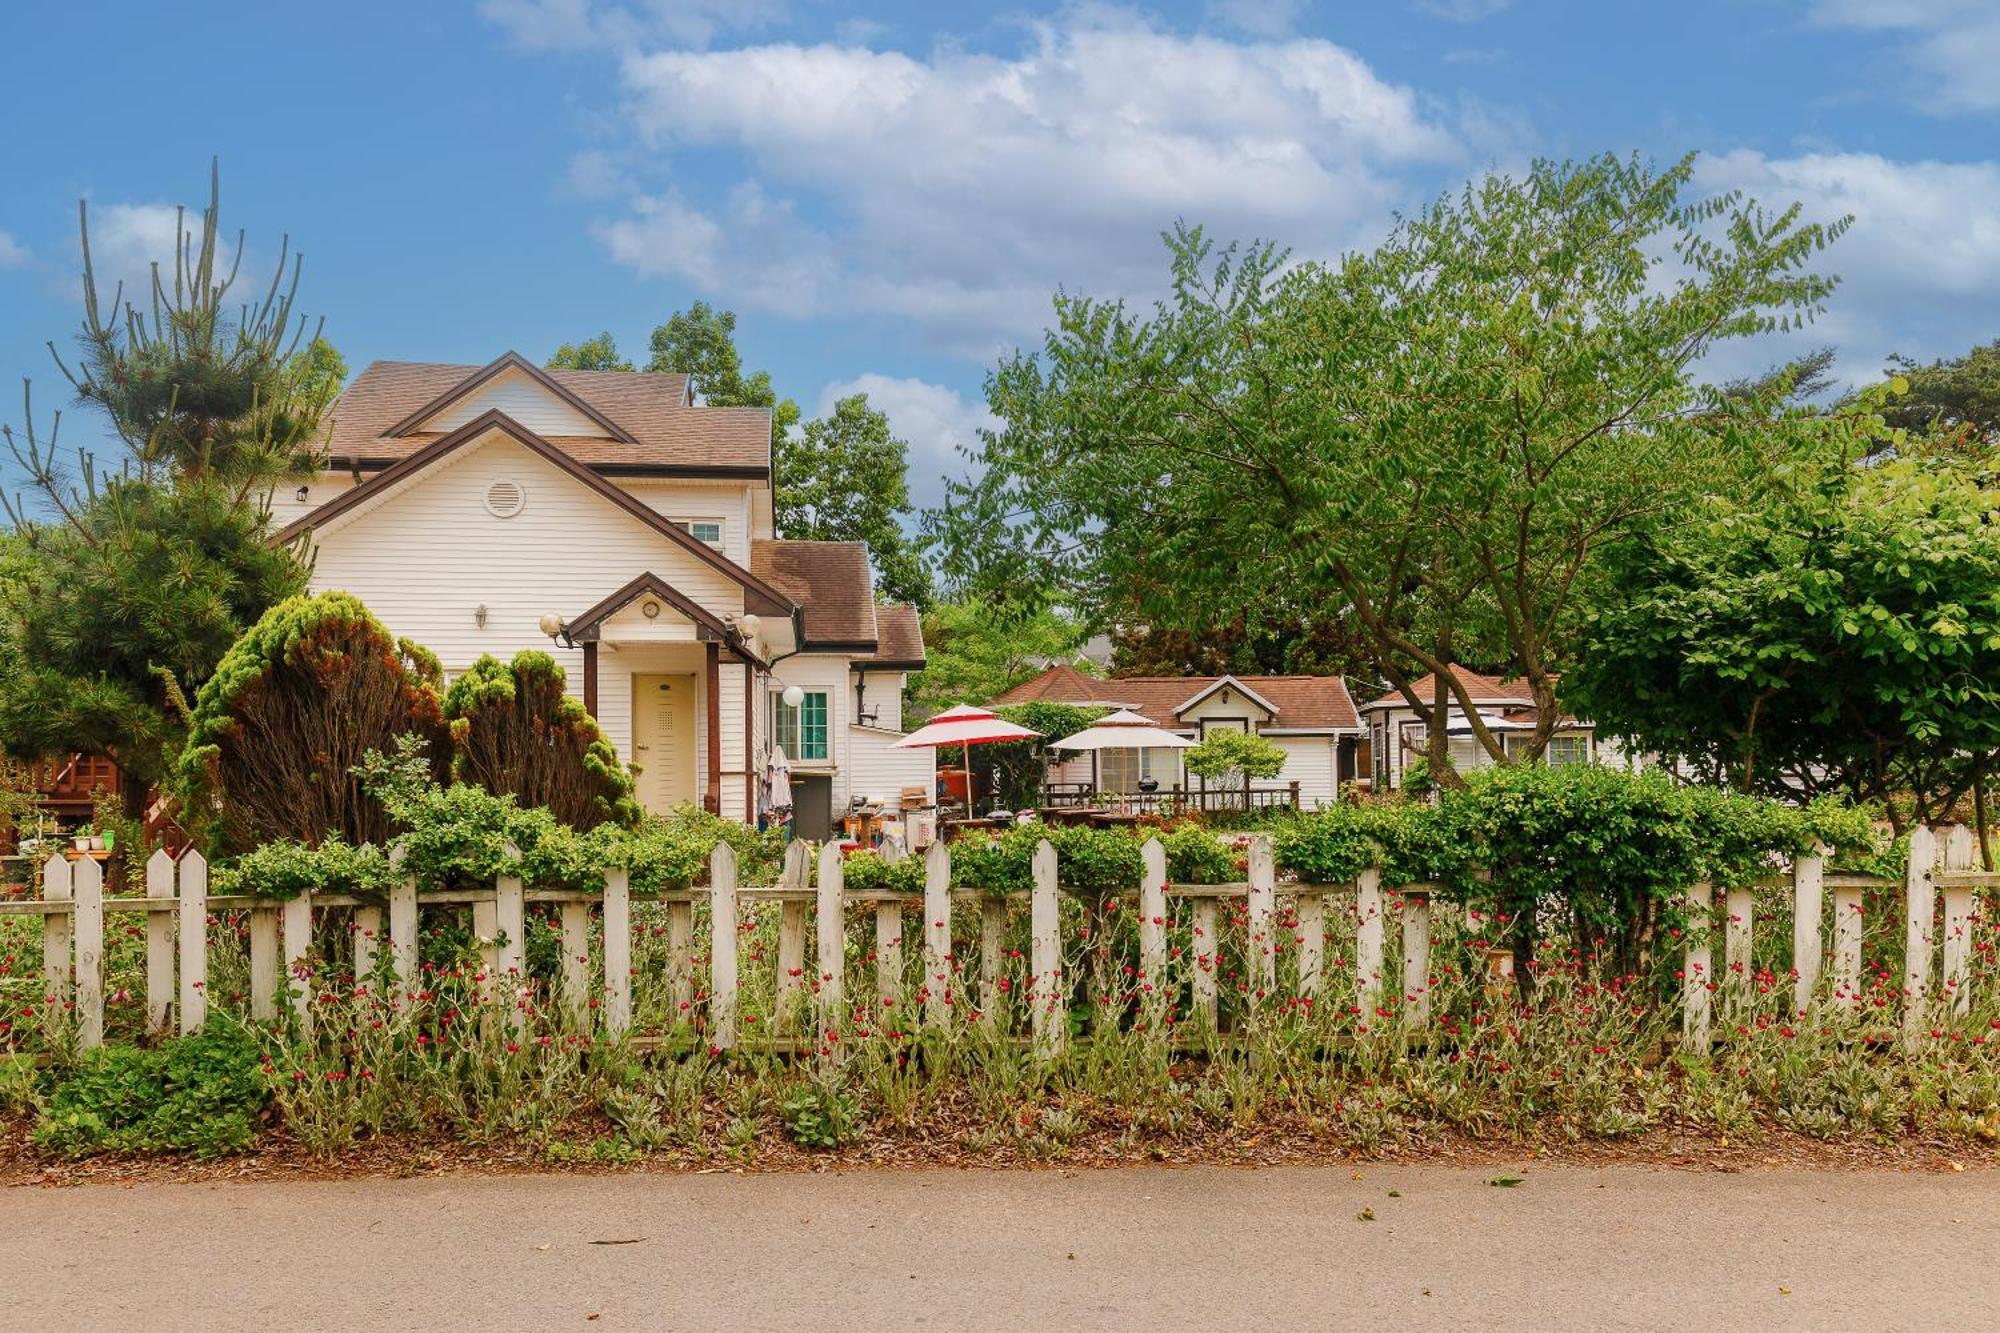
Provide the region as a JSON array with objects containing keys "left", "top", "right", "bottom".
[
  {"left": 175, "top": 592, "right": 447, "bottom": 851},
  {"left": 442, "top": 651, "right": 638, "bottom": 831}
]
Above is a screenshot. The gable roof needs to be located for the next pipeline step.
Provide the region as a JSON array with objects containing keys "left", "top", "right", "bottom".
[
  {"left": 276, "top": 410, "right": 796, "bottom": 617},
  {"left": 993, "top": 665, "right": 1360, "bottom": 732},
  {"left": 750, "top": 540, "right": 878, "bottom": 649},
  {"left": 855, "top": 603, "right": 925, "bottom": 670},
  {"left": 1360, "top": 666, "right": 1535, "bottom": 712},
  {"left": 565, "top": 571, "right": 767, "bottom": 667},
  {"left": 322, "top": 357, "right": 770, "bottom": 474},
  {"left": 1173, "top": 674, "right": 1280, "bottom": 718},
  {"left": 383, "top": 351, "right": 639, "bottom": 442}
]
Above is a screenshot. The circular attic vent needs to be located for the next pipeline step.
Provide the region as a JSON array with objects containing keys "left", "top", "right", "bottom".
[{"left": 484, "top": 479, "right": 527, "bottom": 518}]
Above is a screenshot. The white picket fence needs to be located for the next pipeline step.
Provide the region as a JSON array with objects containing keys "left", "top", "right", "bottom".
[{"left": 10, "top": 824, "right": 1994, "bottom": 1053}]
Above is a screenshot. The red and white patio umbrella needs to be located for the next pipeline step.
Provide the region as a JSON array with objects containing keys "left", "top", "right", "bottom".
[
  {"left": 895, "top": 703, "right": 1041, "bottom": 809},
  {"left": 1047, "top": 708, "right": 1196, "bottom": 753}
]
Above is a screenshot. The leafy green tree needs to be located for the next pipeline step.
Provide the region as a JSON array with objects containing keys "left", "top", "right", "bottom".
[
  {"left": 1563, "top": 432, "right": 2000, "bottom": 838},
  {"left": 0, "top": 166, "right": 329, "bottom": 820},
  {"left": 443, "top": 651, "right": 638, "bottom": 830},
  {"left": 929, "top": 153, "right": 1850, "bottom": 786},
  {"left": 1182, "top": 728, "right": 1286, "bottom": 805},
  {"left": 547, "top": 332, "right": 633, "bottom": 372},
  {"left": 906, "top": 599, "right": 1090, "bottom": 721},
  {"left": 646, "top": 301, "right": 800, "bottom": 442},
  {"left": 780, "top": 394, "right": 931, "bottom": 606}
]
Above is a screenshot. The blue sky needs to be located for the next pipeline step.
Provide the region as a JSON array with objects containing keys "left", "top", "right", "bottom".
[{"left": 4, "top": 1, "right": 1999, "bottom": 504}]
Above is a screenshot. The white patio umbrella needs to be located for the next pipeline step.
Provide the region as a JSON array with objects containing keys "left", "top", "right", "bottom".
[
  {"left": 895, "top": 703, "right": 1041, "bottom": 810},
  {"left": 1048, "top": 709, "right": 1197, "bottom": 753}
]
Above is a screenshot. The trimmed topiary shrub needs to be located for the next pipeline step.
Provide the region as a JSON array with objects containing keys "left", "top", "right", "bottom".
[
  {"left": 443, "top": 650, "right": 638, "bottom": 831},
  {"left": 175, "top": 592, "right": 448, "bottom": 852}
]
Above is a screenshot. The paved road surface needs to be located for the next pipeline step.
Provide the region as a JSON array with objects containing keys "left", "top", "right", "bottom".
[{"left": 3, "top": 1162, "right": 1994, "bottom": 1330}]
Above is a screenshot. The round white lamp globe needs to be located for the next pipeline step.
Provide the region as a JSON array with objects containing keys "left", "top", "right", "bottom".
[
  {"left": 537, "top": 612, "right": 565, "bottom": 639},
  {"left": 782, "top": 684, "right": 805, "bottom": 709}
]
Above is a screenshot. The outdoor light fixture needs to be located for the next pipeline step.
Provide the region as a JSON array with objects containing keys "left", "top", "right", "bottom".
[
  {"left": 294, "top": 484, "right": 309, "bottom": 502},
  {"left": 734, "top": 613, "right": 762, "bottom": 640},
  {"left": 782, "top": 684, "right": 805, "bottom": 709},
  {"left": 537, "top": 612, "right": 566, "bottom": 640},
  {"left": 474, "top": 603, "right": 488, "bottom": 628}
]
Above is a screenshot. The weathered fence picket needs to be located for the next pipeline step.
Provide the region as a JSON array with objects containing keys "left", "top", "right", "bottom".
[
  {"left": 710, "top": 844, "right": 739, "bottom": 1049},
  {"left": 144, "top": 849, "right": 176, "bottom": 1034},
  {"left": 923, "top": 839, "right": 953, "bottom": 1028},
  {"left": 176, "top": 850, "right": 207, "bottom": 1035},
  {"left": 21, "top": 823, "right": 1989, "bottom": 1057}
]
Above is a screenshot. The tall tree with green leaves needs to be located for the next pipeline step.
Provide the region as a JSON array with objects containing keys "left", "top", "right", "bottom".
[
  {"left": 1878, "top": 338, "right": 2000, "bottom": 444},
  {"left": 547, "top": 331, "right": 633, "bottom": 372},
  {"left": 0, "top": 165, "right": 328, "bottom": 820},
  {"left": 929, "top": 153, "right": 1851, "bottom": 785},
  {"left": 906, "top": 599, "right": 1089, "bottom": 720},
  {"left": 780, "top": 393, "right": 931, "bottom": 606},
  {"left": 1563, "top": 414, "right": 2000, "bottom": 841},
  {"left": 646, "top": 303, "right": 929, "bottom": 604}
]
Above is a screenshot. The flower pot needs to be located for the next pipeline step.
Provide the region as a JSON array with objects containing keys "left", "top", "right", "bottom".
[{"left": 90, "top": 836, "right": 106, "bottom": 852}]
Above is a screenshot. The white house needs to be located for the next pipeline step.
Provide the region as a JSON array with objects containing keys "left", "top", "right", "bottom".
[
  {"left": 1358, "top": 665, "right": 1637, "bottom": 790},
  {"left": 273, "top": 352, "right": 932, "bottom": 839},
  {"left": 991, "top": 663, "right": 1365, "bottom": 809}
]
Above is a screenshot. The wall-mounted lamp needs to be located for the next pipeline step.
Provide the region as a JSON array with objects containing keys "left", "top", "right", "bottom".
[
  {"left": 295, "top": 484, "right": 309, "bottom": 502},
  {"left": 781, "top": 684, "right": 805, "bottom": 709},
  {"left": 474, "top": 603, "right": 488, "bottom": 628},
  {"left": 732, "top": 612, "right": 762, "bottom": 641},
  {"left": 538, "top": 612, "right": 574, "bottom": 648}
]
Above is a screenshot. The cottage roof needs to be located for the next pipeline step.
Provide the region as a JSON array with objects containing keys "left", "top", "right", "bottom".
[
  {"left": 993, "top": 665, "right": 1360, "bottom": 732},
  {"left": 322, "top": 354, "right": 771, "bottom": 474},
  {"left": 750, "top": 540, "right": 878, "bottom": 649},
  {"left": 1360, "top": 666, "right": 1535, "bottom": 712}
]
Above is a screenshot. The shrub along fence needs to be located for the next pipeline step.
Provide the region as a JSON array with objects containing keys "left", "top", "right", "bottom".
[{"left": 13, "top": 822, "right": 1996, "bottom": 1055}]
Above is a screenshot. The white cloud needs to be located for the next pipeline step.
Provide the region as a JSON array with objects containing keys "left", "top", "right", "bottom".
[
  {"left": 1810, "top": 1, "right": 2000, "bottom": 113},
  {"left": 1693, "top": 150, "right": 2000, "bottom": 378},
  {"left": 1412, "top": 0, "right": 1511, "bottom": 22},
  {"left": 481, "top": 0, "right": 789, "bottom": 51},
  {"left": 0, "top": 231, "right": 28, "bottom": 268},
  {"left": 816, "top": 373, "right": 1000, "bottom": 506},
  {"left": 80, "top": 202, "right": 182, "bottom": 311},
  {"left": 590, "top": 11, "right": 1462, "bottom": 353}
]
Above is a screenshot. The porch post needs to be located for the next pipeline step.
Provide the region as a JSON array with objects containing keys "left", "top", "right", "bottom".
[
  {"left": 582, "top": 641, "right": 598, "bottom": 717},
  {"left": 704, "top": 640, "right": 722, "bottom": 814},
  {"left": 744, "top": 663, "right": 756, "bottom": 822}
]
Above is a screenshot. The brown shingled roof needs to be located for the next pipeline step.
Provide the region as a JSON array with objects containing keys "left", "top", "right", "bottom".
[
  {"left": 323, "top": 357, "right": 771, "bottom": 473},
  {"left": 857, "top": 603, "right": 925, "bottom": 669},
  {"left": 751, "top": 540, "right": 878, "bottom": 648},
  {"left": 993, "top": 666, "right": 1360, "bottom": 731},
  {"left": 1360, "top": 666, "right": 1534, "bottom": 711}
]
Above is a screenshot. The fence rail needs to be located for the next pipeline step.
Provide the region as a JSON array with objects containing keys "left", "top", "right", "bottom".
[{"left": 19, "top": 824, "right": 1992, "bottom": 1054}]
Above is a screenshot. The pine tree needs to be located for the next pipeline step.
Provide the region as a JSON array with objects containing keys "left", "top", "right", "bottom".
[{"left": 0, "top": 163, "right": 335, "bottom": 821}]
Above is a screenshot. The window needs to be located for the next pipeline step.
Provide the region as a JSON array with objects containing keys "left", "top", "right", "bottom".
[
  {"left": 673, "top": 519, "right": 724, "bottom": 548},
  {"left": 772, "top": 690, "right": 829, "bottom": 762},
  {"left": 1098, "top": 747, "right": 1169, "bottom": 794},
  {"left": 1545, "top": 733, "right": 1591, "bottom": 767}
]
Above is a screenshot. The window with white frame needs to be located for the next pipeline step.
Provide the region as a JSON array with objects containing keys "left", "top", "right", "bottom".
[
  {"left": 1545, "top": 733, "right": 1591, "bottom": 766},
  {"left": 672, "top": 519, "right": 724, "bottom": 548},
  {"left": 771, "top": 690, "right": 829, "bottom": 762}
]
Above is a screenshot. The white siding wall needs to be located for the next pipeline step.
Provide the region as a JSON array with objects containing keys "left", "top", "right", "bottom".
[
  {"left": 1270, "top": 736, "right": 1339, "bottom": 810},
  {"left": 420, "top": 368, "right": 605, "bottom": 436},
  {"left": 853, "top": 669, "right": 904, "bottom": 732},
  {"left": 615, "top": 480, "right": 759, "bottom": 565},
  {"left": 768, "top": 653, "right": 853, "bottom": 803},
  {"left": 305, "top": 431, "right": 744, "bottom": 762},
  {"left": 847, "top": 727, "right": 936, "bottom": 812},
  {"left": 266, "top": 470, "right": 358, "bottom": 529},
  {"left": 1180, "top": 689, "right": 1274, "bottom": 729}
]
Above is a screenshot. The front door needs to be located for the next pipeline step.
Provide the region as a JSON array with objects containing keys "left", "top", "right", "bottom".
[{"left": 632, "top": 673, "right": 697, "bottom": 812}]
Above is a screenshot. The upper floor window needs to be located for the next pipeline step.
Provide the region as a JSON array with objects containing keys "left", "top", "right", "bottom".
[
  {"left": 772, "top": 690, "right": 829, "bottom": 762},
  {"left": 673, "top": 519, "right": 724, "bottom": 548}
]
